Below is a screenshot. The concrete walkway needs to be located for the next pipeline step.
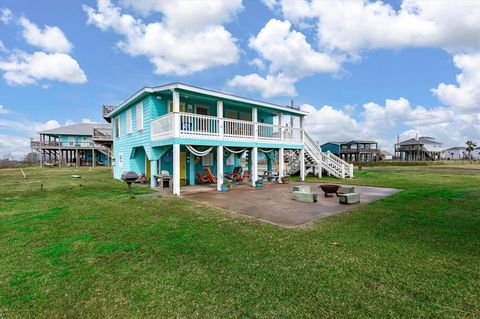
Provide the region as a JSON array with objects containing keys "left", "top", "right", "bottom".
[{"left": 181, "top": 182, "right": 400, "bottom": 227}]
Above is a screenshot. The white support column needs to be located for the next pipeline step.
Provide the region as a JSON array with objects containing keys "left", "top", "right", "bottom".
[
  {"left": 217, "top": 146, "right": 224, "bottom": 191},
  {"left": 92, "top": 148, "right": 95, "bottom": 167},
  {"left": 251, "top": 147, "right": 258, "bottom": 186},
  {"left": 217, "top": 100, "right": 224, "bottom": 139},
  {"left": 252, "top": 107, "right": 258, "bottom": 142},
  {"left": 300, "top": 148, "right": 305, "bottom": 181},
  {"left": 279, "top": 148, "right": 284, "bottom": 182},
  {"left": 172, "top": 90, "right": 180, "bottom": 138},
  {"left": 173, "top": 143, "right": 180, "bottom": 195},
  {"left": 278, "top": 112, "right": 284, "bottom": 142}
]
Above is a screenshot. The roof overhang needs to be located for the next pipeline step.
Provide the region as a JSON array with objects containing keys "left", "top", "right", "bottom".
[{"left": 107, "top": 83, "right": 309, "bottom": 118}]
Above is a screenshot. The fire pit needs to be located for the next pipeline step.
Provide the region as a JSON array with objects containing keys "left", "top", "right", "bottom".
[
  {"left": 319, "top": 184, "right": 340, "bottom": 197},
  {"left": 121, "top": 171, "right": 139, "bottom": 195}
]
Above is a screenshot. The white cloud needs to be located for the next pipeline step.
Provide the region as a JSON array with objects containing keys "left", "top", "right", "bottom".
[
  {"left": 248, "top": 58, "right": 265, "bottom": 70},
  {"left": 0, "top": 8, "right": 12, "bottom": 24},
  {"left": 0, "top": 135, "right": 31, "bottom": 159},
  {"left": 84, "top": 0, "right": 241, "bottom": 75},
  {"left": 227, "top": 73, "right": 297, "bottom": 98},
  {"left": 228, "top": 19, "right": 340, "bottom": 97},
  {"left": 273, "top": 0, "right": 480, "bottom": 55},
  {"left": 19, "top": 17, "right": 73, "bottom": 53},
  {"left": 81, "top": 118, "right": 98, "bottom": 124},
  {"left": 432, "top": 52, "right": 480, "bottom": 110},
  {"left": 302, "top": 97, "right": 480, "bottom": 151},
  {"left": 0, "top": 51, "right": 87, "bottom": 86}
]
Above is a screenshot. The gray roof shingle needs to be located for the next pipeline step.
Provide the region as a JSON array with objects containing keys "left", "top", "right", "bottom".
[{"left": 39, "top": 123, "right": 111, "bottom": 136}]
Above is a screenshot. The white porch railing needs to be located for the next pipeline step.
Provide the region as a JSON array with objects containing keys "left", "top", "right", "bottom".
[
  {"left": 151, "top": 113, "right": 173, "bottom": 140},
  {"left": 151, "top": 112, "right": 304, "bottom": 145}
]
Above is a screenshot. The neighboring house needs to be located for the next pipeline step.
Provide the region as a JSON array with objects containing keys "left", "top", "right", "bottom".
[
  {"left": 104, "top": 83, "right": 353, "bottom": 195},
  {"left": 320, "top": 140, "right": 381, "bottom": 162},
  {"left": 381, "top": 150, "right": 393, "bottom": 160},
  {"left": 31, "top": 123, "right": 112, "bottom": 167},
  {"left": 395, "top": 136, "right": 444, "bottom": 161},
  {"left": 445, "top": 147, "right": 468, "bottom": 160}
]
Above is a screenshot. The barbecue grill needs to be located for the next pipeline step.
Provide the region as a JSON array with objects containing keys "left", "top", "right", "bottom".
[{"left": 121, "top": 171, "right": 139, "bottom": 195}]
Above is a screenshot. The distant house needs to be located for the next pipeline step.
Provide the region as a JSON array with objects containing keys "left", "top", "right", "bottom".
[
  {"left": 476, "top": 147, "right": 480, "bottom": 160},
  {"left": 321, "top": 140, "right": 381, "bottom": 162},
  {"left": 395, "top": 136, "right": 443, "bottom": 161},
  {"left": 31, "top": 123, "right": 112, "bottom": 167},
  {"left": 445, "top": 147, "right": 467, "bottom": 160},
  {"left": 381, "top": 150, "right": 393, "bottom": 160}
]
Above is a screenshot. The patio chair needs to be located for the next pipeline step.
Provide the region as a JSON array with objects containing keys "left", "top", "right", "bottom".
[
  {"left": 204, "top": 167, "right": 217, "bottom": 183},
  {"left": 225, "top": 166, "right": 242, "bottom": 181},
  {"left": 241, "top": 170, "right": 250, "bottom": 183},
  {"left": 196, "top": 172, "right": 209, "bottom": 183}
]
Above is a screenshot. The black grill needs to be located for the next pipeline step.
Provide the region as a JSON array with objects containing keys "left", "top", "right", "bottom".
[{"left": 121, "top": 171, "right": 139, "bottom": 194}]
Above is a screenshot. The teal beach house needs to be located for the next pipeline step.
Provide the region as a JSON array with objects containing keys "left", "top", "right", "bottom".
[
  {"left": 31, "top": 123, "right": 112, "bottom": 167},
  {"left": 104, "top": 83, "right": 353, "bottom": 195}
]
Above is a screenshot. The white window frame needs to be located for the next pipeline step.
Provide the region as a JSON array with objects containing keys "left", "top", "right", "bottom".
[
  {"left": 68, "top": 136, "right": 75, "bottom": 146},
  {"left": 126, "top": 109, "right": 132, "bottom": 134},
  {"left": 136, "top": 103, "right": 144, "bottom": 131}
]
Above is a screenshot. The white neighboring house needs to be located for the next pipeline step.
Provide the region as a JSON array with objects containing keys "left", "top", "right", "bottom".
[
  {"left": 445, "top": 147, "right": 468, "bottom": 160},
  {"left": 381, "top": 150, "right": 393, "bottom": 160}
]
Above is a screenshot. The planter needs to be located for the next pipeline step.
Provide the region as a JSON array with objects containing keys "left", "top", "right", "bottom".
[
  {"left": 220, "top": 184, "right": 230, "bottom": 192},
  {"left": 281, "top": 177, "right": 290, "bottom": 184}
]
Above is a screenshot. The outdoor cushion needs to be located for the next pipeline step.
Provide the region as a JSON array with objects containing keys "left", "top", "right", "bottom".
[{"left": 338, "top": 186, "right": 355, "bottom": 194}]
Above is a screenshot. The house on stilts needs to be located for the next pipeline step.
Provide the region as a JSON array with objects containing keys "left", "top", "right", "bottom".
[{"left": 104, "top": 83, "right": 353, "bottom": 195}]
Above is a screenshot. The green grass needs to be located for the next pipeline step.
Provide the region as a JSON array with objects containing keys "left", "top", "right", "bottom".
[{"left": 0, "top": 167, "right": 479, "bottom": 318}]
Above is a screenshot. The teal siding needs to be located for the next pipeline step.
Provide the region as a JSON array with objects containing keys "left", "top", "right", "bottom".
[{"left": 320, "top": 143, "right": 340, "bottom": 154}]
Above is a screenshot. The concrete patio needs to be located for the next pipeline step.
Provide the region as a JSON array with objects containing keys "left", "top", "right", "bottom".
[{"left": 181, "top": 182, "right": 401, "bottom": 227}]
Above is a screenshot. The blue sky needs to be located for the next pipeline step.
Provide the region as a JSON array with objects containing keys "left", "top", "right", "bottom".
[{"left": 0, "top": 0, "right": 479, "bottom": 158}]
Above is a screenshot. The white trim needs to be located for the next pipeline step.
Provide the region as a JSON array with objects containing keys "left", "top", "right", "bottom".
[{"left": 108, "top": 83, "right": 308, "bottom": 117}]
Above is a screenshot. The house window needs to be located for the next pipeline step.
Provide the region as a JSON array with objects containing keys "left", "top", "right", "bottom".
[
  {"left": 136, "top": 103, "right": 144, "bottom": 131},
  {"left": 68, "top": 136, "right": 75, "bottom": 146},
  {"left": 126, "top": 109, "right": 132, "bottom": 134},
  {"left": 115, "top": 117, "right": 120, "bottom": 138}
]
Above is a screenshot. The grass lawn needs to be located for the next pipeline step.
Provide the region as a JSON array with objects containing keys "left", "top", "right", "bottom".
[{"left": 1, "top": 167, "right": 479, "bottom": 318}]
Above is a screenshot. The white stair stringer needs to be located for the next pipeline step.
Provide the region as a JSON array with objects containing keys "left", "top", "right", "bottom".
[{"left": 286, "top": 132, "right": 353, "bottom": 179}]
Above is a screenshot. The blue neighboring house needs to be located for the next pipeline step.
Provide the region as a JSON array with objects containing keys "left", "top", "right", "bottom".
[
  {"left": 104, "top": 83, "right": 353, "bottom": 195},
  {"left": 31, "top": 123, "right": 112, "bottom": 167},
  {"left": 321, "top": 140, "right": 381, "bottom": 162}
]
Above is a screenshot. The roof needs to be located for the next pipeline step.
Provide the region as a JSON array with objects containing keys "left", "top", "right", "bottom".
[
  {"left": 445, "top": 146, "right": 466, "bottom": 151},
  {"left": 398, "top": 137, "right": 442, "bottom": 146},
  {"left": 39, "top": 123, "right": 111, "bottom": 136},
  {"left": 322, "top": 140, "right": 377, "bottom": 145},
  {"left": 107, "top": 82, "right": 309, "bottom": 118}
]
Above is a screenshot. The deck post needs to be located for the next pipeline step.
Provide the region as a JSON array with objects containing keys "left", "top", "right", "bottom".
[
  {"left": 300, "top": 148, "right": 305, "bottom": 181},
  {"left": 252, "top": 107, "right": 258, "bottom": 142},
  {"left": 172, "top": 90, "right": 180, "bottom": 138},
  {"left": 92, "top": 149, "right": 95, "bottom": 167},
  {"left": 173, "top": 143, "right": 180, "bottom": 196},
  {"left": 251, "top": 146, "right": 258, "bottom": 186},
  {"left": 278, "top": 112, "right": 284, "bottom": 142},
  {"left": 217, "top": 146, "right": 224, "bottom": 191},
  {"left": 217, "top": 100, "right": 223, "bottom": 139},
  {"left": 76, "top": 149, "right": 79, "bottom": 167},
  {"left": 279, "top": 148, "right": 284, "bottom": 182}
]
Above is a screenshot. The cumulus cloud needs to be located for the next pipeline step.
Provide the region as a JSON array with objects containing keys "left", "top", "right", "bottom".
[
  {"left": 83, "top": 0, "right": 241, "bottom": 75},
  {"left": 228, "top": 73, "right": 297, "bottom": 98},
  {"left": 0, "top": 7, "right": 12, "bottom": 24},
  {"left": 228, "top": 19, "right": 340, "bottom": 97},
  {"left": 0, "top": 12, "right": 87, "bottom": 87},
  {"left": 272, "top": 0, "right": 480, "bottom": 55},
  {"left": 432, "top": 53, "right": 480, "bottom": 110},
  {"left": 301, "top": 97, "right": 480, "bottom": 151},
  {"left": 0, "top": 51, "right": 87, "bottom": 85},
  {"left": 19, "top": 17, "right": 73, "bottom": 53}
]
